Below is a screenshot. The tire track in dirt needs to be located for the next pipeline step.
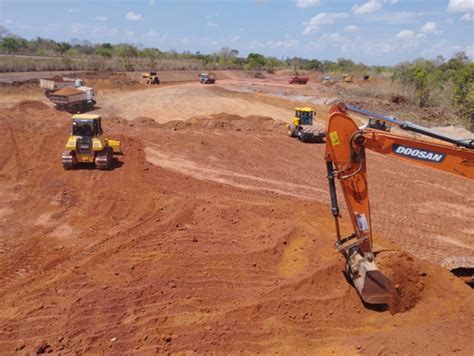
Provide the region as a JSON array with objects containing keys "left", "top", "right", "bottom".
[{"left": 0, "top": 102, "right": 473, "bottom": 355}]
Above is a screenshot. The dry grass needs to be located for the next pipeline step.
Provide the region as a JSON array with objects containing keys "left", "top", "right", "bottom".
[{"left": 0, "top": 55, "right": 204, "bottom": 73}]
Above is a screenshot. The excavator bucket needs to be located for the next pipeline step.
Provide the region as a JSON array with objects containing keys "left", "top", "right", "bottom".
[{"left": 347, "top": 251, "right": 391, "bottom": 304}]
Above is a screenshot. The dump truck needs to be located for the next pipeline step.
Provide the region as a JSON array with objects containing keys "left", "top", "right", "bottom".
[
  {"left": 288, "top": 76, "right": 309, "bottom": 84},
  {"left": 199, "top": 73, "right": 216, "bottom": 84},
  {"left": 142, "top": 72, "right": 160, "bottom": 84},
  {"left": 48, "top": 86, "right": 96, "bottom": 113},
  {"left": 287, "top": 107, "right": 325, "bottom": 143},
  {"left": 39, "top": 78, "right": 85, "bottom": 97},
  {"left": 62, "top": 114, "right": 121, "bottom": 170}
]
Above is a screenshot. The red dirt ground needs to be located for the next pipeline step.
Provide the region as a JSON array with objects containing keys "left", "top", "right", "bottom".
[{"left": 0, "top": 101, "right": 473, "bottom": 354}]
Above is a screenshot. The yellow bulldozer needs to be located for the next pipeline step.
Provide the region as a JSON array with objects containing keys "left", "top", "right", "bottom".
[
  {"left": 142, "top": 71, "right": 160, "bottom": 85},
  {"left": 61, "top": 114, "right": 121, "bottom": 170}
]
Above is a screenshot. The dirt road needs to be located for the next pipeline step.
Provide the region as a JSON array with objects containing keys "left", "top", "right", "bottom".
[
  {"left": 94, "top": 83, "right": 294, "bottom": 122},
  {"left": 0, "top": 72, "right": 473, "bottom": 354}
]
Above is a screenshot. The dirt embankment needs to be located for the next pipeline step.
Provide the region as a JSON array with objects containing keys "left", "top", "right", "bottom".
[{"left": 0, "top": 102, "right": 472, "bottom": 354}]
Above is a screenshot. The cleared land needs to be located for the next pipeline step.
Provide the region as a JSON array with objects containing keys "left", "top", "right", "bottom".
[{"left": 0, "top": 71, "right": 473, "bottom": 354}]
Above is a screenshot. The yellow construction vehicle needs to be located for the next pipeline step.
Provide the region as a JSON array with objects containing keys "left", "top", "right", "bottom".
[
  {"left": 287, "top": 107, "right": 325, "bottom": 143},
  {"left": 142, "top": 71, "right": 160, "bottom": 84},
  {"left": 61, "top": 114, "right": 121, "bottom": 170},
  {"left": 342, "top": 74, "right": 354, "bottom": 82}
]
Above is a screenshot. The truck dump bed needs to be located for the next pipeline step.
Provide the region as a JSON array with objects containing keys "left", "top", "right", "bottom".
[
  {"left": 39, "top": 78, "right": 76, "bottom": 91},
  {"left": 49, "top": 88, "right": 86, "bottom": 104}
]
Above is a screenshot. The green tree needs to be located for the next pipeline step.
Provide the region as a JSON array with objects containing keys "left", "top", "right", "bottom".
[{"left": 0, "top": 37, "right": 25, "bottom": 54}]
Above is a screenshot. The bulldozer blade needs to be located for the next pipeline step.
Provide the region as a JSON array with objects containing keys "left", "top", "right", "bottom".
[{"left": 347, "top": 251, "right": 391, "bottom": 305}]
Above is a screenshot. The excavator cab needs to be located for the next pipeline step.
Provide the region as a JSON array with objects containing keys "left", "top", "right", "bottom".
[{"left": 367, "top": 117, "right": 391, "bottom": 132}]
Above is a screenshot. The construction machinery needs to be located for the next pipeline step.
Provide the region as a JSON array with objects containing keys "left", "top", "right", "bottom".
[
  {"left": 39, "top": 78, "right": 85, "bottom": 98},
  {"left": 199, "top": 73, "right": 216, "bottom": 84},
  {"left": 322, "top": 76, "right": 334, "bottom": 86},
  {"left": 325, "top": 102, "right": 474, "bottom": 304},
  {"left": 342, "top": 74, "right": 354, "bottom": 83},
  {"left": 288, "top": 76, "right": 309, "bottom": 84},
  {"left": 142, "top": 71, "right": 160, "bottom": 85},
  {"left": 40, "top": 77, "right": 96, "bottom": 113},
  {"left": 61, "top": 114, "right": 121, "bottom": 170},
  {"left": 287, "top": 107, "right": 326, "bottom": 143},
  {"left": 49, "top": 86, "right": 97, "bottom": 113}
]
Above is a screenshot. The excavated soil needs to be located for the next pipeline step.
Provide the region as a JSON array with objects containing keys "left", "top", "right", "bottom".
[
  {"left": 52, "top": 87, "right": 83, "bottom": 96},
  {"left": 0, "top": 101, "right": 473, "bottom": 354}
]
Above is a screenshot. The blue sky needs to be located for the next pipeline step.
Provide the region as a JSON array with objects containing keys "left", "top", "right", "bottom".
[{"left": 0, "top": 0, "right": 473, "bottom": 65}]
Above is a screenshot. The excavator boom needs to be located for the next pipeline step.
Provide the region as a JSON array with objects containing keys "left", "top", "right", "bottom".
[{"left": 324, "top": 102, "right": 474, "bottom": 304}]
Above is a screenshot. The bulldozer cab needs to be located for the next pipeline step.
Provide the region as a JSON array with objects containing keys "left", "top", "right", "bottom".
[
  {"left": 294, "top": 108, "right": 314, "bottom": 126},
  {"left": 72, "top": 114, "right": 103, "bottom": 137}
]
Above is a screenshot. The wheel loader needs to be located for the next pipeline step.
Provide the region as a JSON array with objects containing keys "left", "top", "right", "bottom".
[
  {"left": 61, "top": 114, "right": 121, "bottom": 170},
  {"left": 287, "top": 107, "right": 325, "bottom": 143}
]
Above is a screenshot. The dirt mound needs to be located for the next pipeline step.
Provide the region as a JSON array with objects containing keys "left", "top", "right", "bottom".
[
  {"left": 160, "top": 113, "right": 285, "bottom": 132},
  {"left": 12, "top": 100, "right": 51, "bottom": 111},
  {"left": 377, "top": 251, "right": 425, "bottom": 314}
]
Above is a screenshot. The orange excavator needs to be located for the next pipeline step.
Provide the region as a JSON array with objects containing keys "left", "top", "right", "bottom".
[{"left": 325, "top": 102, "right": 474, "bottom": 304}]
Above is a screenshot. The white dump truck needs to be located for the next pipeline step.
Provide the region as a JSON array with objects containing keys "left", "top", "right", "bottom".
[
  {"left": 39, "top": 78, "right": 96, "bottom": 112},
  {"left": 39, "top": 78, "right": 85, "bottom": 97},
  {"left": 48, "top": 86, "right": 96, "bottom": 113}
]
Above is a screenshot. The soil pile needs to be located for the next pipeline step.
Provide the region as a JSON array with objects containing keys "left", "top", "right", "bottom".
[
  {"left": 53, "top": 87, "right": 83, "bottom": 96},
  {"left": 12, "top": 100, "right": 50, "bottom": 111},
  {"left": 160, "top": 113, "right": 285, "bottom": 132},
  {"left": 377, "top": 251, "right": 425, "bottom": 314}
]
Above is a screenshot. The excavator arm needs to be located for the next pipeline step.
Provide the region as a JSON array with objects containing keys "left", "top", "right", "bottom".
[{"left": 325, "top": 102, "right": 474, "bottom": 304}]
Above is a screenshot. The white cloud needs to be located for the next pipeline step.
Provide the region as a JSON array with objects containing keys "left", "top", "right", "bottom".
[
  {"left": 207, "top": 21, "right": 218, "bottom": 28},
  {"left": 125, "top": 12, "right": 142, "bottom": 21},
  {"left": 95, "top": 16, "right": 107, "bottom": 21},
  {"left": 296, "top": 0, "right": 320, "bottom": 8},
  {"left": 352, "top": 1, "right": 382, "bottom": 15},
  {"left": 344, "top": 25, "right": 359, "bottom": 32},
  {"left": 448, "top": 0, "right": 474, "bottom": 13},
  {"left": 247, "top": 37, "right": 299, "bottom": 51},
  {"left": 149, "top": 0, "right": 156, "bottom": 5},
  {"left": 147, "top": 30, "right": 158, "bottom": 37},
  {"left": 420, "top": 21, "right": 437, "bottom": 33},
  {"left": 302, "top": 12, "right": 348, "bottom": 35},
  {"left": 395, "top": 29, "right": 416, "bottom": 39},
  {"left": 460, "top": 13, "right": 472, "bottom": 21}
]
